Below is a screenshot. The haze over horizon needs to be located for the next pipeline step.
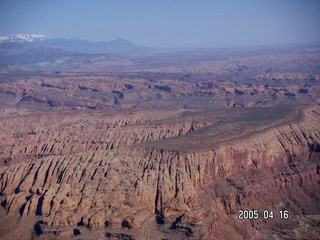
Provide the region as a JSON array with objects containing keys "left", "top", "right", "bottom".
[{"left": 0, "top": 0, "right": 320, "bottom": 48}]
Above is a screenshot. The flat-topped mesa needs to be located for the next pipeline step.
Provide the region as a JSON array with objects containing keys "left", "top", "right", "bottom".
[
  {"left": 0, "top": 105, "right": 319, "bottom": 239},
  {"left": 0, "top": 108, "right": 188, "bottom": 164},
  {"left": 139, "top": 105, "right": 305, "bottom": 153},
  {"left": 132, "top": 106, "right": 320, "bottom": 238}
]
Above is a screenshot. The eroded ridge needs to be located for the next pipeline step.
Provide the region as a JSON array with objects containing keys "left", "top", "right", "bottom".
[{"left": 0, "top": 105, "right": 319, "bottom": 239}]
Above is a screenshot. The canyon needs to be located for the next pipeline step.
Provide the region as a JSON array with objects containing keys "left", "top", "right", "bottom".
[
  {"left": 0, "top": 43, "right": 319, "bottom": 239},
  {"left": 0, "top": 105, "right": 319, "bottom": 239}
]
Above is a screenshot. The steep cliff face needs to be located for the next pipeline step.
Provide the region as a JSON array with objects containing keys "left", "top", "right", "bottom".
[
  {"left": 0, "top": 106, "right": 319, "bottom": 239},
  {"left": 0, "top": 108, "right": 212, "bottom": 164}
]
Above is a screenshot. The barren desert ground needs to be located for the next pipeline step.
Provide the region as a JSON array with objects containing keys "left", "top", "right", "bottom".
[{"left": 0, "top": 40, "right": 320, "bottom": 240}]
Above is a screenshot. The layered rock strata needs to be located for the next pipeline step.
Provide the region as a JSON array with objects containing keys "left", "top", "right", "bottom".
[{"left": 0, "top": 105, "right": 319, "bottom": 239}]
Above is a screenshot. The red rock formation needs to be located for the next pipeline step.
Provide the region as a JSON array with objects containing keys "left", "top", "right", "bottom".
[{"left": 0, "top": 105, "right": 319, "bottom": 239}]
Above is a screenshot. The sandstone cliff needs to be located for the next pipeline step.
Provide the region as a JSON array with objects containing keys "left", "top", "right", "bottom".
[{"left": 0, "top": 105, "right": 319, "bottom": 239}]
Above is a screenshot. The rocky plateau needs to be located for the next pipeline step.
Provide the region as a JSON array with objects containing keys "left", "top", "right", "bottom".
[
  {"left": 0, "top": 105, "right": 319, "bottom": 240},
  {"left": 0, "top": 43, "right": 319, "bottom": 240}
]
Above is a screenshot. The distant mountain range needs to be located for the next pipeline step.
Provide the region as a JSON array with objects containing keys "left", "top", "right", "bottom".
[
  {"left": 0, "top": 33, "right": 148, "bottom": 55},
  {"left": 0, "top": 34, "right": 48, "bottom": 43},
  {"left": 0, "top": 33, "right": 158, "bottom": 70}
]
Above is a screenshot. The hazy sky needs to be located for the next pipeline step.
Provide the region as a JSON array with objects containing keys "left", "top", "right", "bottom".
[{"left": 0, "top": 0, "right": 320, "bottom": 48}]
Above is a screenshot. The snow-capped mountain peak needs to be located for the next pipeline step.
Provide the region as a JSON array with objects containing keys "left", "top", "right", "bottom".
[{"left": 0, "top": 34, "right": 49, "bottom": 43}]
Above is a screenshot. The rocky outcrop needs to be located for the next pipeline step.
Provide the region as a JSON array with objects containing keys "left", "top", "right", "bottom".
[
  {"left": 1, "top": 64, "right": 319, "bottom": 111},
  {"left": 0, "top": 106, "right": 319, "bottom": 239},
  {"left": 0, "top": 108, "right": 208, "bottom": 164}
]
